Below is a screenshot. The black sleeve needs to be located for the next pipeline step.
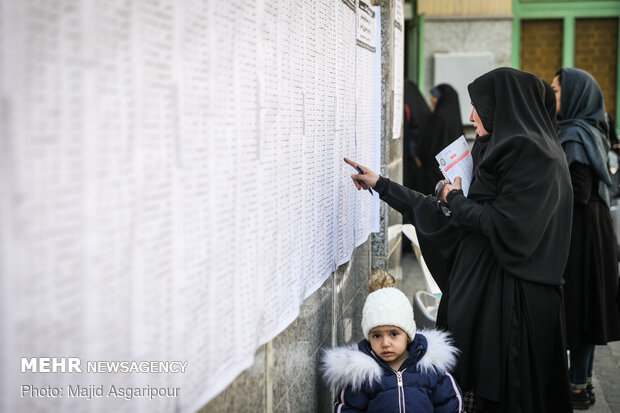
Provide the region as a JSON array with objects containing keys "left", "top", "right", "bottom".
[
  {"left": 445, "top": 190, "right": 488, "bottom": 233},
  {"left": 375, "top": 176, "right": 456, "bottom": 293},
  {"left": 569, "top": 162, "right": 593, "bottom": 205},
  {"left": 374, "top": 176, "right": 431, "bottom": 223}
]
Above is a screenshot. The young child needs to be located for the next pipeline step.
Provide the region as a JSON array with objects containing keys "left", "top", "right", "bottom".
[{"left": 322, "top": 280, "right": 463, "bottom": 412}]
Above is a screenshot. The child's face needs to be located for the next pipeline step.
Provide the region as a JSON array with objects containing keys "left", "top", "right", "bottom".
[{"left": 368, "top": 325, "right": 409, "bottom": 369}]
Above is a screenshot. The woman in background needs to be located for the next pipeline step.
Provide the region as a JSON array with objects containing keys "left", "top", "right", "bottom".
[
  {"left": 416, "top": 84, "right": 463, "bottom": 195},
  {"left": 551, "top": 68, "right": 620, "bottom": 410},
  {"left": 403, "top": 79, "right": 432, "bottom": 193}
]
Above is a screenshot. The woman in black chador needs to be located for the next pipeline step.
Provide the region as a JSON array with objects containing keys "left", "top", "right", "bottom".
[
  {"left": 403, "top": 79, "right": 432, "bottom": 193},
  {"left": 345, "top": 68, "right": 574, "bottom": 412},
  {"left": 551, "top": 68, "right": 620, "bottom": 410},
  {"left": 417, "top": 84, "right": 463, "bottom": 195}
]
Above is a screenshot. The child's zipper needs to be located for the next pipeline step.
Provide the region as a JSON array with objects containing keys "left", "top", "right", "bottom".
[{"left": 395, "top": 369, "right": 407, "bottom": 413}]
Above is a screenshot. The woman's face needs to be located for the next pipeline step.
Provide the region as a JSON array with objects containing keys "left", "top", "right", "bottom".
[
  {"left": 469, "top": 106, "right": 489, "bottom": 137},
  {"left": 551, "top": 76, "right": 561, "bottom": 116},
  {"left": 430, "top": 94, "right": 437, "bottom": 109}
]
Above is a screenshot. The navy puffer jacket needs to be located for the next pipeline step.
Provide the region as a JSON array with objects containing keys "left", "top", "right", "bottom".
[{"left": 322, "top": 329, "right": 463, "bottom": 413}]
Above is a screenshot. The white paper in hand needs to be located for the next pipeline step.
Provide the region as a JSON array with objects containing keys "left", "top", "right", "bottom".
[{"left": 435, "top": 135, "right": 473, "bottom": 196}]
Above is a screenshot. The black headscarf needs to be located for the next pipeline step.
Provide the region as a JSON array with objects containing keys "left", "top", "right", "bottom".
[
  {"left": 556, "top": 68, "right": 611, "bottom": 206},
  {"left": 424, "top": 84, "right": 463, "bottom": 156},
  {"left": 469, "top": 72, "right": 558, "bottom": 176},
  {"left": 465, "top": 67, "right": 573, "bottom": 284}
]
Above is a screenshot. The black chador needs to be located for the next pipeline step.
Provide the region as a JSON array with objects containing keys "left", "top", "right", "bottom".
[
  {"left": 417, "top": 84, "right": 463, "bottom": 195},
  {"left": 374, "top": 68, "right": 574, "bottom": 412},
  {"left": 403, "top": 79, "right": 431, "bottom": 193}
]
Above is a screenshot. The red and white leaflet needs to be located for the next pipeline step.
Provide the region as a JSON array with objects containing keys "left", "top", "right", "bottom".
[{"left": 435, "top": 135, "right": 473, "bottom": 196}]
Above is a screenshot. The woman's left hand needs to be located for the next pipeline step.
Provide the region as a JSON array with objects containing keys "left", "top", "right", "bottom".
[{"left": 440, "top": 177, "right": 462, "bottom": 202}]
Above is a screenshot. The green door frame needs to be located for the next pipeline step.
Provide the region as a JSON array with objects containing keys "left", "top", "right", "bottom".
[
  {"left": 511, "top": 0, "right": 620, "bottom": 132},
  {"left": 404, "top": 0, "right": 424, "bottom": 89},
  {"left": 417, "top": 14, "right": 425, "bottom": 89}
]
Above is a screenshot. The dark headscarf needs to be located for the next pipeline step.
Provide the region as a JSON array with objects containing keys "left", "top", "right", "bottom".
[
  {"left": 426, "top": 84, "right": 463, "bottom": 154},
  {"left": 556, "top": 68, "right": 611, "bottom": 206},
  {"left": 465, "top": 68, "right": 573, "bottom": 284},
  {"left": 469, "top": 74, "right": 558, "bottom": 174}
]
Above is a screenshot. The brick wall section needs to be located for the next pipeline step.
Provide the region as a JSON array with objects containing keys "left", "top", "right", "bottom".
[
  {"left": 520, "top": 19, "right": 563, "bottom": 85},
  {"left": 575, "top": 18, "right": 618, "bottom": 119}
]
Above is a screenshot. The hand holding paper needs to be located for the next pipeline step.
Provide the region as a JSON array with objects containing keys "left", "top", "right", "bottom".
[
  {"left": 435, "top": 135, "right": 473, "bottom": 197},
  {"left": 440, "top": 177, "right": 462, "bottom": 202}
]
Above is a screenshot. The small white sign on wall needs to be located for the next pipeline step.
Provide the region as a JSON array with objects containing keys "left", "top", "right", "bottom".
[{"left": 433, "top": 52, "right": 494, "bottom": 125}]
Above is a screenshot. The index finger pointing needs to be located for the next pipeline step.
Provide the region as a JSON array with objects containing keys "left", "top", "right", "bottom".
[{"left": 343, "top": 158, "right": 359, "bottom": 170}]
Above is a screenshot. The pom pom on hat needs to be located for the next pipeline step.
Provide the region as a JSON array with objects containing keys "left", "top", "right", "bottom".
[{"left": 361, "top": 287, "right": 416, "bottom": 340}]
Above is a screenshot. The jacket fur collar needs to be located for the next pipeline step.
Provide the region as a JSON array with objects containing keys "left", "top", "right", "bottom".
[{"left": 321, "top": 329, "right": 458, "bottom": 392}]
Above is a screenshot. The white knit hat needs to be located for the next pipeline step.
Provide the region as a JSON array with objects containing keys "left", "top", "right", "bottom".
[{"left": 361, "top": 287, "right": 416, "bottom": 340}]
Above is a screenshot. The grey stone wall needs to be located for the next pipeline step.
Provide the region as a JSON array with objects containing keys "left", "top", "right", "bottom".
[
  {"left": 197, "top": 0, "right": 405, "bottom": 412},
  {"left": 422, "top": 17, "right": 513, "bottom": 97},
  {"left": 374, "top": 0, "right": 404, "bottom": 279}
]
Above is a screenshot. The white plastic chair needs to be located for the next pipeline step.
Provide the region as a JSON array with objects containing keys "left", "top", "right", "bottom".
[{"left": 414, "top": 290, "right": 440, "bottom": 329}]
